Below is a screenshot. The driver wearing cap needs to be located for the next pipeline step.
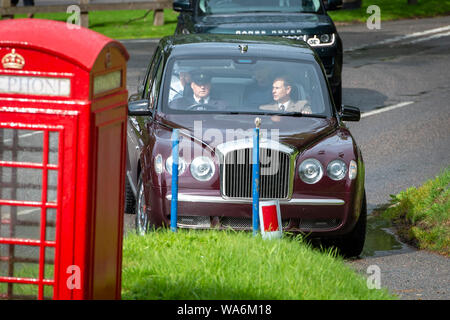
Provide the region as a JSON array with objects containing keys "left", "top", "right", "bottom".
[{"left": 170, "top": 71, "right": 226, "bottom": 110}]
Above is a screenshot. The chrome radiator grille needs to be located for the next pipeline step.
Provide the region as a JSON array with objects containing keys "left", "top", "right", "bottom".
[{"left": 221, "top": 148, "right": 291, "bottom": 199}]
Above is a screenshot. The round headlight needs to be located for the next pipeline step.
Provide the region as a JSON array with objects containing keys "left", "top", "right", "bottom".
[
  {"left": 298, "top": 158, "right": 323, "bottom": 184},
  {"left": 190, "top": 156, "right": 215, "bottom": 181},
  {"left": 320, "top": 34, "right": 331, "bottom": 43},
  {"left": 327, "top": 160, "right": 347, "bottom": 181},
  {"left": 165, "top": 156, "right": 186, "bottom": 175}
]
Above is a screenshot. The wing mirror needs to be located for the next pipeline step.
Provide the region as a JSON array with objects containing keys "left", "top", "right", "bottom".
[
  {"left": 128, "top": 100, "right": 152, "bottom": 116},
  {"left": 340, "top": 105, "right": 361, "bottom": 121}
]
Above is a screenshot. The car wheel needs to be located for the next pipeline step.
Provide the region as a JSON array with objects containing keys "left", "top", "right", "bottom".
[
  {"left": 135, "top": 173, "right": 151, "bottom": 235},
  {"left": 124, "top": 178, "right": 136, "bottom": 214},
  {"left": 333, "top": 191, "right": 367, "bottom": 258}
]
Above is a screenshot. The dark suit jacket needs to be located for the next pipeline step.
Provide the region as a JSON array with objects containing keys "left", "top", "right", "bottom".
[{"left": 169, "top": 96, "right": 227, "bottom": 110}]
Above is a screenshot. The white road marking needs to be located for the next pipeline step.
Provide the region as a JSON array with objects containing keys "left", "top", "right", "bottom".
[
  {"left": 375, "top": 25, "right": 450, "bottom": 45},
  {"left": 361, "top": 101, "right": 414, "bottom": 118},
  {"left": 345, "top": 25, "right": 450, "bottom": 52},
  {"left": 408, "top": 30, "right": 450, "bottom": 44}
]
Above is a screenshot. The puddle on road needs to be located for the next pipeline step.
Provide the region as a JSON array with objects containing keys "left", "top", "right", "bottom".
[{"left": 361, "top": 206, "right": 415, "bottom": 258}]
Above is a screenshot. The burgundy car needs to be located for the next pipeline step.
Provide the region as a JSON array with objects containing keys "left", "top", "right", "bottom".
[{"left": 125, "top": 34, "right": 366, "bottom": 257}]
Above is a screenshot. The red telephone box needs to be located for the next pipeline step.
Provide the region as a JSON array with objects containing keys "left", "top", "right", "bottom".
[{"left": 0, "top": 19, "right": 129, "bottom": 299}]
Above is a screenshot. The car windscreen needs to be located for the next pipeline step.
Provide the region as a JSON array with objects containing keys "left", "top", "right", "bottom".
[
  {"left": 197, "top": 0, "right": 323, "bottom": 15},
  {"left": 163, "top": 57, "right": 332, "bottom": 117}
]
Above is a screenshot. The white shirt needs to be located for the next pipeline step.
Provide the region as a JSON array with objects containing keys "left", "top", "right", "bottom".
[
  {"left": 169, "top": 75, "right": 184, "bottom": 101},
  {"left": 194, "top": 95, "right": 210, "bottom": 104},
  {"left": 278, "top": 100, "right": 293, "bottom": 111}
]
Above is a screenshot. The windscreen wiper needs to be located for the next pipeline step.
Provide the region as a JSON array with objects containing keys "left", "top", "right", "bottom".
[
  {"left": 268, "top": 112, "right": 327, "bottom": 118},
  {"left": 215, "top": 111, "right": 327, "bottom": 118}
]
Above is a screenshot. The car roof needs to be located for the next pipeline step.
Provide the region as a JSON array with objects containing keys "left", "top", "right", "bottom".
[{"left": 159, "top": 34, "right": 318, "bottom": 62}]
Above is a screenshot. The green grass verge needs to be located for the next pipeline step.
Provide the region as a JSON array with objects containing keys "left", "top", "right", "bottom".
[
  {"left": 329, "top": 0, "right": 450, "bottom": 23},
  {"left": 0, "top": 261, "right": 54, "bottom": 299},
  {"left": 89, "top": 9, "right": 179, "bottom": 39},
  {"left": 9, "top": 9, "right": 179, "bottom": 39},
  {"left": 382, "top": 167, "right": 450, "bottom": 256},
  {"left": 121, "top": 229, "right": 394, "bottom": 300}
]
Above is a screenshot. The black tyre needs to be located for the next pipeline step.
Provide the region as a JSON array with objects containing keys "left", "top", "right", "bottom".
[
  {"left": 135, "top": 173, "right": 151, "bottom": 235},
  {"left": 124, "top": 178, "right": 136, "bottom": 214},
  {"left": 333, "top": 192, "right": 367, "bottom": 258}
]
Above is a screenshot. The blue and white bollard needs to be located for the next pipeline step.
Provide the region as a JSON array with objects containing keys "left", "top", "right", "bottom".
[
  {"left": 170, "top": 129, "right": 179, "bottom": 232},
  {"left": 252, "top": 118, "right": 261, "bottom": 236}
]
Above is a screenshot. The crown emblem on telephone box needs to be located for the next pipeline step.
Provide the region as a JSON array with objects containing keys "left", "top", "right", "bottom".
[{"left": 2, "top": 49, "right": 25, "bottom": 70}]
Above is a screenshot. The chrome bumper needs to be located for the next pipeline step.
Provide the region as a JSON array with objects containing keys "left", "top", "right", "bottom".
[{"left": 166, "top": 194, "right": 344, "bottom": 206}]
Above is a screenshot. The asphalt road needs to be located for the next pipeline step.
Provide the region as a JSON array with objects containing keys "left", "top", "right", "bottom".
[
  {"left": 121, "top": 16, "right": 450, "bottom": 300},
  {"left": 337, "top": 17, "right": 450, "bottom": 300},
  {"left": 337, "top": 16, "right": 450, "bottom": 206}
]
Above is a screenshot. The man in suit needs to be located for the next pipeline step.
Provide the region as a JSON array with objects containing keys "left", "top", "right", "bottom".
[
  {"left": 169, "top": 71, "right": 226, "bottom": 110},
  {"left": 259, "top": 76, "right": 312, "bottom": 114}
]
